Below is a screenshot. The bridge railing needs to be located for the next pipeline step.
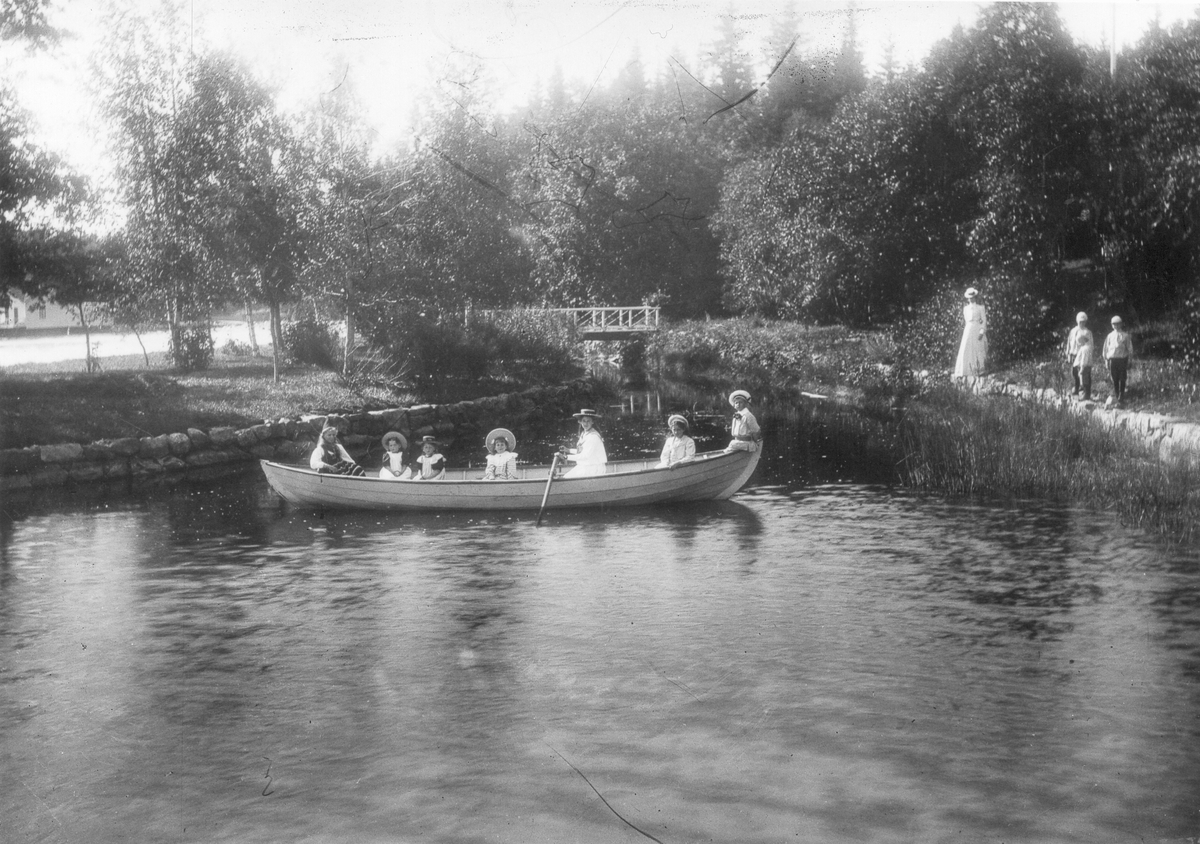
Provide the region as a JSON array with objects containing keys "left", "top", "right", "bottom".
[
  {"left": 548, "top": 306, "right": 660, "bottom": 333},
  {"left": 468, "top": 306, "right": 660, "bottom": 334}
]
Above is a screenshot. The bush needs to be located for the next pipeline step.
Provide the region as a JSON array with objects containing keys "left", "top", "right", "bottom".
[
  {"left": 361, "top": 309, "right": 583, "bottom": 401},
  {"left": 282, "top": 314, "right": 342, "bottom": 370},
  {"left": 169, "top": 324, "right": 214, "bottom": 372},
  {"left": 1177, "top": 289, "right": 1200, "bottom": 372}
]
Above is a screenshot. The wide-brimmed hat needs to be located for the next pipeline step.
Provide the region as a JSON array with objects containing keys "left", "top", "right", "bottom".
[
  {"left": 572, "top": 409, "right": 601, "bottom": 419},
  {"left": 667, "top": 414, "right": 689, "bottom": 430},
  {"left": 728, "top": 390, "right": 751, "bottom": 407},
  {"left": 418, "top": 435, "right": 440, "bottom": 447},
  {"left": 1076, "top": 311, "right": 1088, "bottom": 323},
  {"left": 485, "top": 428, "right": 516, "bottom": 454},
  {"left": 381, "top": 431, "right": 407, "bottom": 450},
  {"left": 1111, "top": 315, "right": 1123, "bottom": 324},
  {"left": 964, "top": 287, "right": 979, "bottom": 299}
]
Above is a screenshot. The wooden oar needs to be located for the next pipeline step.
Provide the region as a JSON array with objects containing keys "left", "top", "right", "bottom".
[{"left": 536, "top": 453, "right": 560, "bottom": 527}]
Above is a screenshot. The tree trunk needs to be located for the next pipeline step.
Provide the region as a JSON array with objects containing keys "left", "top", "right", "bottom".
[
  {"left": 245, "top": 296, "right": 260, "bottom": 355},
  {"left": 343, "top": 277, "right": 356, "bottom": 377},
  {"left": 270, "top": 299, "right": 283, "bottom": 383},
  {"left": 78, "top": 303, "right": 96, "bottom": 373}
]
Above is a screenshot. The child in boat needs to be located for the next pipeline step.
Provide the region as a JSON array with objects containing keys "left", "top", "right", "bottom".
[
  {"left": 310, "top": 425, "right": 366, "bottom": 476},
  {"left": 412, "top": 436, "right": 446, "bottom": 480},
  {"left": 379, "top": 431, "right": 411, "bottom": 480},
  {"left": 559, "top": 409, "right": 607, "bottom": 478},
  {"left": 656, "top": 414, "right": 696, "bottom": 469},
  {"left": 482, "top": 428, "right": 519, "bottom": 480},
  {"left": 724, "top": 390, "right": 761, "bottom": 453}
]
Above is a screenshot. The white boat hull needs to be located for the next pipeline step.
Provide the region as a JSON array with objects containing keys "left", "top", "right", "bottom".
[{"left": 260, "top": 448, "right": 760, "bottom": 511}]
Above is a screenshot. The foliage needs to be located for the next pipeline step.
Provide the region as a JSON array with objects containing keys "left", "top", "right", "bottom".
[
  {"left": 360, "top": 308, "right": 583, "bottom": 402},
  {"left": 650, "top": 318, "right": 873, "bottom": 399},
  {"left": 895, "top": 274, "right": 1060, "bottom": 372},
  {"left": 281, "top": 312, "right": 342, "bottom": 371},
  {"left": 1179, "top": 290, "right": 1200, "bottom": 371}
]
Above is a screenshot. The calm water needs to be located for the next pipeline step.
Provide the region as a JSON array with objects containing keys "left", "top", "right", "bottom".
[{"left": 3, "top": 411, "right": 1200, "bottom": 843}]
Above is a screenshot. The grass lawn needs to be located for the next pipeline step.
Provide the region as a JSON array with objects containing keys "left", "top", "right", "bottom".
[{"left": 0, "top": 352, "right": 394, "bottom": 450}]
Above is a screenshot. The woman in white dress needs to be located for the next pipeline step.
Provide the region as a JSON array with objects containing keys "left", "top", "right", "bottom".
[
  {"left": 953, "top": 287, "right": 987, "bottom": 379},
  {"left": 559, "top": 409, "right": 607, "bottom": 478}
]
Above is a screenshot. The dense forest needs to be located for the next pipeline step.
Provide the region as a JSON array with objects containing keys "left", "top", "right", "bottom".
[{"left": 2, "top": 1, "right": 1198, "bottom": 374}]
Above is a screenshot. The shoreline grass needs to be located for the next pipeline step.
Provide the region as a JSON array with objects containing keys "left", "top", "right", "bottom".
[{"left": 0, "top": 355, "right": 389, "bottom": 450}]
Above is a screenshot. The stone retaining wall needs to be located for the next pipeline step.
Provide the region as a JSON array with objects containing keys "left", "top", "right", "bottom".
[
  {"left": 964, "top": 376, "right": 1200, "bottom": 463},
  {"left": 0, "top": 380, "right": 601, "bottom": 492}
]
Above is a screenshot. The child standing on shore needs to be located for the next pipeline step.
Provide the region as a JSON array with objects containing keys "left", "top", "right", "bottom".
[
  {"left": 1103, "top": 315, "right": 1133, "bottom": 408},
  {"left": 1073, "top": 332, "right": 1094, "bottom": 401},
  {"left": 1066, "top": 312, "right": 1094, "bottom": 397}
]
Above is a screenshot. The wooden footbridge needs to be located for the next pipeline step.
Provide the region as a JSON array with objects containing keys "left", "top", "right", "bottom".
[
  {"left": 474, "top": 306, "right": 661, "bottom": 340},
  {"left": 551, "top": 306, "right": 660, "bottom": 340}
]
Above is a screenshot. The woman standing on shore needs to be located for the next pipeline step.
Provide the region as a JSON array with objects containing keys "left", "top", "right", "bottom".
[{"left": 953, "top": 287, "right": 987, "bottom": 379}]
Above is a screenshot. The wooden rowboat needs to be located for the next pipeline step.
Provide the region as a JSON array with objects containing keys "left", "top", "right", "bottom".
[{"left": 260, "top": 448, "right": 760, "bottom": 511}]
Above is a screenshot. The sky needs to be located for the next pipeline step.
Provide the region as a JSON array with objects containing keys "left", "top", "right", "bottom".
[{"left": 5, "top": 0, "right": 1200, "bottom": 181}]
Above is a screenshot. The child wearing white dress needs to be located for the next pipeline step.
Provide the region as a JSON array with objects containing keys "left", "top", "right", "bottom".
[
  {"left": 379, "top": 431, "right": 411, "bottom": 480},
  {"left": 483, "top": 433, "right": 519, "bottom": 480},
  {"left": 413, "top": 436, "right": 446, "bottom": 480}
]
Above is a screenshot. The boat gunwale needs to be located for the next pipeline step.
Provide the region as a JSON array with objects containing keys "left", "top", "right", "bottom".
[{"left": 261, "top": 448, "right": 748, "bottom": 486}]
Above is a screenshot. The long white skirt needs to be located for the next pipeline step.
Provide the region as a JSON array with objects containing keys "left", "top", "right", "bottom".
[{"left": 954, "top": 323, "right": 987, "bottom": 377}]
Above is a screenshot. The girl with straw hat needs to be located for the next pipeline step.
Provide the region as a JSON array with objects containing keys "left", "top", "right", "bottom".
[
  {"left": 482, "top": 428, "right": 519, "bottom": 480},
  {"left": 379, "top": 431, "right": 411, "bottom": 480}
]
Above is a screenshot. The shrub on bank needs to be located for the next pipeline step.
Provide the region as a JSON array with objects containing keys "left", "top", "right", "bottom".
[
  {"left": 361, "top": 309, "right": 583, "bottom": 402},
  {"left": 650, "top": 319, "right": 870, "bottom": 397}
]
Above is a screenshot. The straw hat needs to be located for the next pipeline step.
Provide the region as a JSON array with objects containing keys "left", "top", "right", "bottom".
[
  {"left": 1111, "top": 315, "right": 1123, "bottom": 325},
  {"left": 485, "top": 428, "right": 516, "bottom": 454},
  {"left": 667, "top": 414, "right": 688, "bottom": 430},
  {"left": 964, "top": 287, "right": 979, "bottom": 299},
  {"left": 418, "top": 435, "right": 440, "bottom": 448},
  {"left": 572, "top": 409, "right": 601, "bottom": 419},
  {"left": 728, "top": 390, "right": 751, "bottom": 407},
  {"left": 381, "top": 431, "right": 407, "bottom": 450},
  {"left": 1076, "top": 311, "right": 1088, "bottom": 323}
]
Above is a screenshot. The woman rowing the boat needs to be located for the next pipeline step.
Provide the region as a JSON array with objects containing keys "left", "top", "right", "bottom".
[{"left": 559, "top": 409, "right": 607, "bottom": 478}]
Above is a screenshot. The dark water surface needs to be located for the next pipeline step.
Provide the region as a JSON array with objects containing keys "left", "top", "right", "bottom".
[{"left": 3, "top": 410, "right": 1200, "bottom": 843}]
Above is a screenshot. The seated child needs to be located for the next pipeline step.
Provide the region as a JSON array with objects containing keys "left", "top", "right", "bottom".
[
  {"left": 482, "top": 428, "right": 519, "bottom": 480},
  {"left": 655, "top": 414, "right": 696, "bottom": 469},
  {"left": 724, "top": 390, "right": 761, "bottom": 453},
  {"left": 412, "top": 436, "right": 446, "bottom": 481},
  {"left": 310, "top": 425, "right": 366, "bottom": 476},
  {"left": 379, "top": 431, "right": 411, "bottom": 480}
]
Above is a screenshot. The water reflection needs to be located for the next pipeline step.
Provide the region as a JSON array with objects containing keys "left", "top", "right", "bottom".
[{"left": 3, "top": 443, "right": 1200, "bottom": 842}]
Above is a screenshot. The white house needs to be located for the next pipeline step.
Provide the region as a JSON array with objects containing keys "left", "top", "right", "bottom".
[{"left": 2, "top": 291, "right": 108, "bottom": 331}]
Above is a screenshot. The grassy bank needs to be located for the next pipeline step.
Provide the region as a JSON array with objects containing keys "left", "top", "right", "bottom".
[{"left": 0, "top": 355, "right": 390, "bottom": 450}]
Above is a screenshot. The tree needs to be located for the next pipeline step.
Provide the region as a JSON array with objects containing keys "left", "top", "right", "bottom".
[{"left": 97, "top": 3, "right": 219, "bottom": 370}]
